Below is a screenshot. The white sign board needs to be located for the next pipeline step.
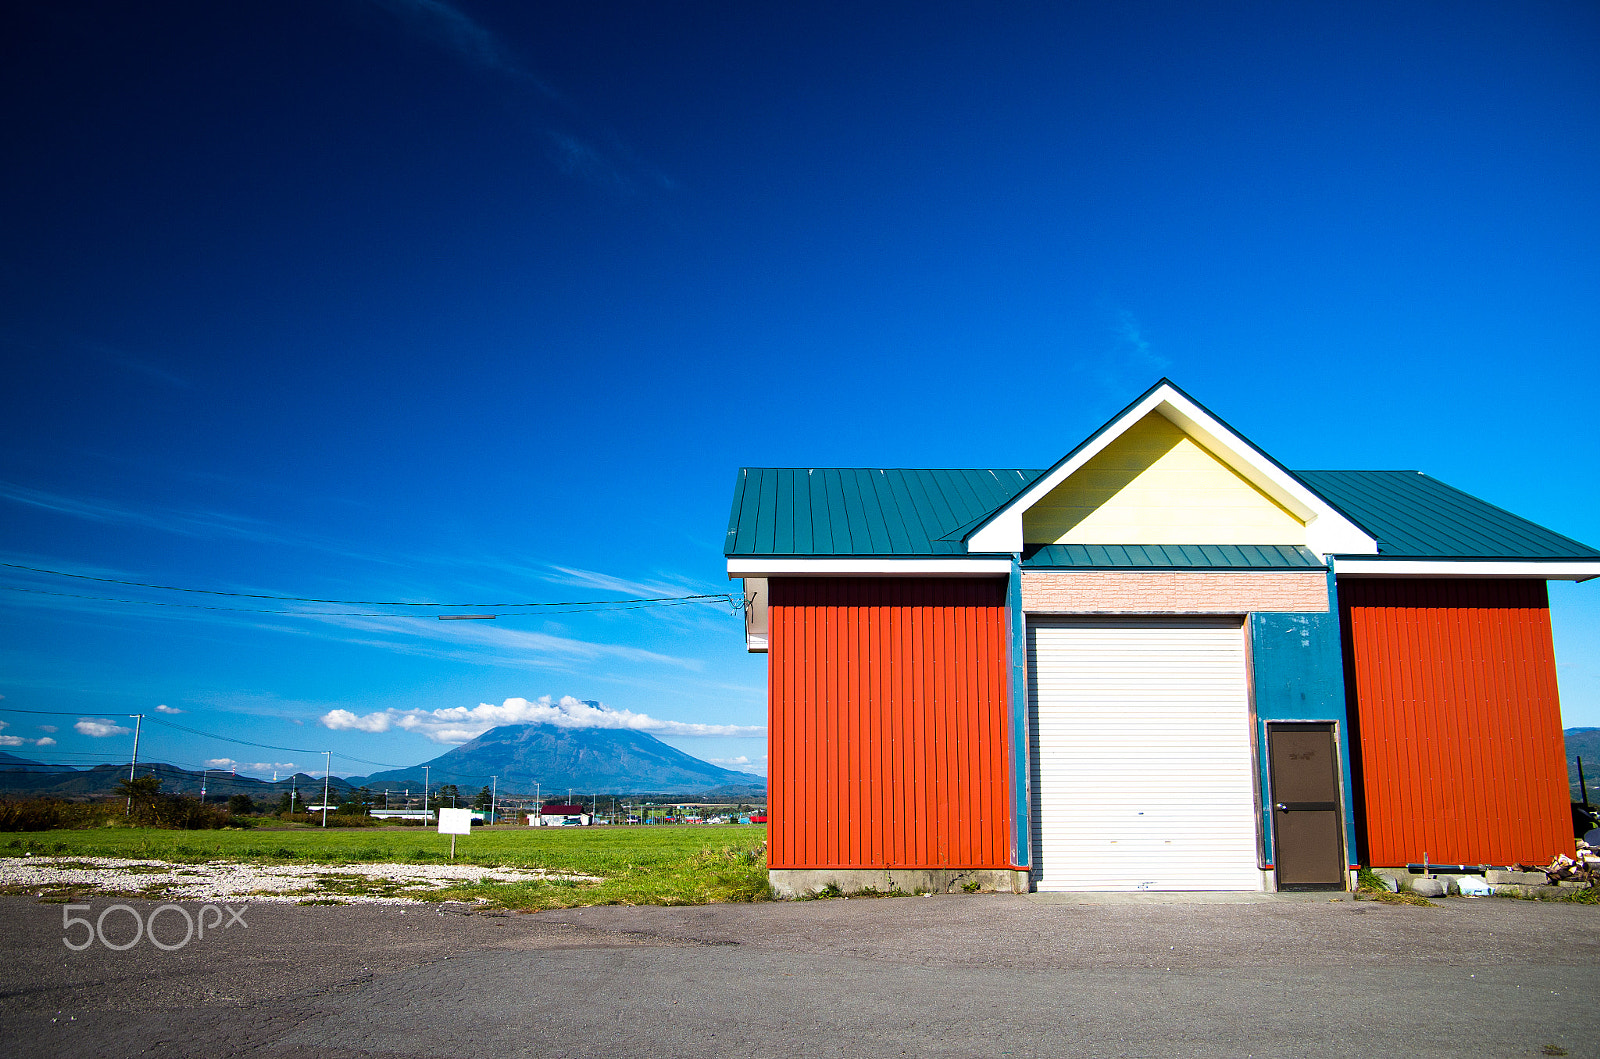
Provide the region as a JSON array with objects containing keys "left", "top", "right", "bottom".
[{"left": 437, "top": 807, "right": 473, "bottom": 835}]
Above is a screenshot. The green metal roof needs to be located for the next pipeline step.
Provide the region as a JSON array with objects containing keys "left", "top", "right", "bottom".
[
  {"left": 724, "top": 468, "right": 1041, "bottom": 556},
  {"left": 1021, "top": 544, "right": 1323, "bottom": 569},
  {"left": 727, "top": 466, "right": 1597, "bottom": 563},
  {"left": 1296, "top": 471, "right": 1600, "bottom": 560}
]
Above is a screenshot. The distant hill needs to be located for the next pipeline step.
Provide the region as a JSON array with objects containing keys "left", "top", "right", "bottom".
[
  {"left": 1569, "top": 728, "right": 1600, "bottom": 803},
  {"left": 350, "top": 724, "right": 766, "bottom": 797},
  {"left": 0, "top": 751, "right": 77, "bottom": 774},
  {"left": 0, "top": 762, "right": 353, "bottom": 801}
]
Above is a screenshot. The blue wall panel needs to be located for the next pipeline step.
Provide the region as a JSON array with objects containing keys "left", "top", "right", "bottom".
[{"left": 1249, "top": 608, "right": 1357, "bottom": 870}]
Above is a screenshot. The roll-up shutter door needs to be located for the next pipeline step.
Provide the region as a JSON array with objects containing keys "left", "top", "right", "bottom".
[{"left": 1028, "top": 619, "right": 1261, "bottom": 891}]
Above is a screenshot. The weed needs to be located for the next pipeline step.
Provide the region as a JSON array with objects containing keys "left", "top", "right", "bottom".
[
  {"left": 1542, "top": 1045, "right": 1568, "bottom": 1056},
  {"left": 1355, "top": 867, "right": 1392, "bottom": 893},
  {"left": 962, "top": 880, "right": 982, "bottom": 894},
  {"left": 1354, "top": 889, "right": 1437, "bottom": 908}
]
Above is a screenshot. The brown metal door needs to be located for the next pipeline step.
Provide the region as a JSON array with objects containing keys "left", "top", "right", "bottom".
[{"left": 1268, "top": 724, "right": 1345, "bottom": 890}]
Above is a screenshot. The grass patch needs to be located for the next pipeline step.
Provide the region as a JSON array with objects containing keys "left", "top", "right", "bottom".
[
  {"left": 3, "top": 825, "right": 772, "bottom": 910},
  {"left": 1354, "top": 889, "right": 1438, "bottom": 907},
  {"left": 1496, "top": 884, "right": 1600, "bottom": 904},
  {"left": 1354, "top": 868, "right": 1436, "bottom": 907}
]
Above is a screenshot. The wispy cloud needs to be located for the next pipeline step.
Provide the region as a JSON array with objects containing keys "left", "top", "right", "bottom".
[
  {"left": 706, "top": 754, "right": 767, "bottom": 776},
  {"left": 79, "top": 340, "right": 191, "bottom": 389},
  {"left": 154, "top": 704, "right": 183, "bottom": 714},
  {"left": 363, "top": 0, "right": 531, "bottom": 80},
  {"left": 309, "top": 613, "right": 705, "bottom": 673},
  {"left": 0, "top": 482, "right": 292, "bottom": 546},
  {"left": 0, "top": 548, "right": 725, "bottom": 682},
  {"left": 0, "top": 488, "right": 409, "bottom": 566},
  {"left": 357, "top": 1, "right": 670, "bottom": 197},
  {"left": 538, "top": 564, "right": 710, "bottom": 598},
  {"left": 0, "top": 329, "right": 190, "bottom": 389},
  {"left": 74, "top": 718, "right": 132, "bottom": 738},
  {"left": 321, "top": 694, "right": 765, "bottom": 745},
  {"left": 1079, "top": 306, "right": 1173, "bottom": 395}
]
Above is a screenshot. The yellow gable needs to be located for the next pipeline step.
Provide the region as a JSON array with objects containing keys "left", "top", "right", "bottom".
[{"left": 1022, "top": 413, "right": 1305, "bottom": 545}]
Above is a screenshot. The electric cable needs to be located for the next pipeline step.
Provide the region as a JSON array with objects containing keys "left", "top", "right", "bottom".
[
  {"left": 1, "top": 583, "right": 731, "bottom": 618},
  {"left": 0, "top": 561, "right": 729, "bottom": 609}
]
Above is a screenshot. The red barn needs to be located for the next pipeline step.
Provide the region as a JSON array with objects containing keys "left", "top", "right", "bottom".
[{"left": 726, "top": 380, "right": 1597, "bottom": 895}]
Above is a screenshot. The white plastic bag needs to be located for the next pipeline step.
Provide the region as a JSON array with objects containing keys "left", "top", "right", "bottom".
[{"left": 1455, "top": 875, "right": 1491, "bottom": 897}]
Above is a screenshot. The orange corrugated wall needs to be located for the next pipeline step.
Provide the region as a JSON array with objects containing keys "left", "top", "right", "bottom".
[
  {"left": 767, "top": 577, "right": 1012, "bottom": 870},
  {"left": 1340, "top": 578, "right": 1570, "bottom": 866}
]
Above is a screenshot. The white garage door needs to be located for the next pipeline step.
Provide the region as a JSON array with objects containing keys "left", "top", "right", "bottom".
[{"left": 1028, "top": 619, "right": 1261, "bottom": 892}]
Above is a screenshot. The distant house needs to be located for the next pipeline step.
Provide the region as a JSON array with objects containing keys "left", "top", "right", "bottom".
[
  {"left": 531, "top": 804, "right": 590, "bottom": 826},
  {"left": 369, "top": 809, "right": 435, "bottom": 822},
  {"left": 726, "top": 379, "right": 1597, "bottom": 896}
]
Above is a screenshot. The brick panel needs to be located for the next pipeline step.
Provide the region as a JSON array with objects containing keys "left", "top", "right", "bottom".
[{"left": 1021, "top": 570, "right": 1328, "bottom": 613}]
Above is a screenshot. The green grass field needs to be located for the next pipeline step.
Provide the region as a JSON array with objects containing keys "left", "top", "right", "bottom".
[{"left": 3, "top": 824, "right": 772, "bottom": 910}]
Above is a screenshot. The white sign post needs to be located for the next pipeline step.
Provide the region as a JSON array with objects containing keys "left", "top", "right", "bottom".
[{"left": 438, "top": 807, "right": 472, "bottom": 859}]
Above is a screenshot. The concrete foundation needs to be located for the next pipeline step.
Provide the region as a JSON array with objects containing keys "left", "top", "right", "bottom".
[
  {"left": 1369, "top": 866, "right": 1587, "bottom": 899},
  {"left": 769, "top": 868, "right": 1030, "bottom": 899}
]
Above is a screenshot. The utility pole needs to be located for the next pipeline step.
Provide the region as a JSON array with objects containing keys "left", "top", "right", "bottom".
[
  {"left": 290, "top": 776, "right": 297, "bottom": 816},
  {"left": 124, "top": 713, "right": 144, "bottom": 816},
  {"left": 200, "top": 768, "right": 212, "bottom": 804},
  {"left": 321, "top": 751, "right": 331, "bottom": 828},
  {"left": 422, "top": 766, "right": 431, "bottom": 823},
  {"left": 490, "top": 775, "right": 498, "bottom": 826}
]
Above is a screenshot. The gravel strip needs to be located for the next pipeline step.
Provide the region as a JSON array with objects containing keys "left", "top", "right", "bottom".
[{"left": 0, "top": 856, "right": 600, "bottom": 904}]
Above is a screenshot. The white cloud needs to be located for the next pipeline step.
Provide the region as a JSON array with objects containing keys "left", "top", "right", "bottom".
[
  {"left": 0, "top": 720, "right": 54, "bottom": 747},
  {"left": 155, "top": 704, "right": 183, "bottom": 714},
  {"left": 37, "top": 725, "right": 57, "bottom": 733},
  {"left": 205, "top": 758, "right": 237, "bottom": 769},
  {"left": 320, "top": 709, "right": 393, "bottom": 734},
  {"left": 75, "top": 718, "right": 132, "bottom": 738},
  {"left": 707, "top": 754, "right": 768, "bottom": 776},
  {"left": 320, "top": 695, "right": 765, "bottom": 745}
]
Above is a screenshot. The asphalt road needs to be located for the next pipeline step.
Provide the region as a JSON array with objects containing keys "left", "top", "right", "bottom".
[{"left": 1, "top": 892, "right": 1596, "bottom": 1058}]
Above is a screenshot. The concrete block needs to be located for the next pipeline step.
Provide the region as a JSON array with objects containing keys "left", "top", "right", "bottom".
[
  {"left": 1485, "top": 870, "right": 1547, "bottom": 885},
  {"left": 1491, "top": 884, "right": 1570, "bottom": 899},
  {"left": 1408, "top": 877, "right": 1446, "bottom": 898},
  {"left": 768, "top": 868, "right": 1030, "bottom": 899}
]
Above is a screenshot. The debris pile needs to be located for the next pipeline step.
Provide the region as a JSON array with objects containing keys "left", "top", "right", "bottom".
[{"left": 1518, "top": 839, "right": 1600, "bottom": 886}]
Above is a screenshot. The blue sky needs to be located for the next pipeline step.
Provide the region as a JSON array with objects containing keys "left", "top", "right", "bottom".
[{"left": 1, "top": 1, "right": 1597, "bottom": 784}]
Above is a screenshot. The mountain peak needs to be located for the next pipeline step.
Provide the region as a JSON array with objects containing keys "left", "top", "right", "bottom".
[{"left": 355, "top": 723, "right": 765, "bottom": 795}]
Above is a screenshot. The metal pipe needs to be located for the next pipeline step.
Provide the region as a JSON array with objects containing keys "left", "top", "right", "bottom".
[{"left": 1406, "top": 863, "right": 1504, "bottom": 875}]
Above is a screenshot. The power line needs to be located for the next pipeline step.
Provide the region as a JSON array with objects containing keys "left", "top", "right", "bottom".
[
  {"left": 1, "top": 584, "right": 732, "bottom": 618},
  {"left": 0, "top": 561, "right": 730, "bottom": 609},
  {"left": 0, "top": 707, "right": 406, "bottom": 769},
  {"left": 143, "top": 716, "right": 406, "bottom": 769}
]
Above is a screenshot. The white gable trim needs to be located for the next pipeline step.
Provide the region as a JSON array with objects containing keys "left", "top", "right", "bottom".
[
  {"left": 1332, "top": 559, "right": 1600, "bottom": 582},
  {"left": 727, "top": 558, "right": 1012, "bottom": 577},
  {"left": 965, "top": 382, "right": 1378, "bottom": 560}
]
